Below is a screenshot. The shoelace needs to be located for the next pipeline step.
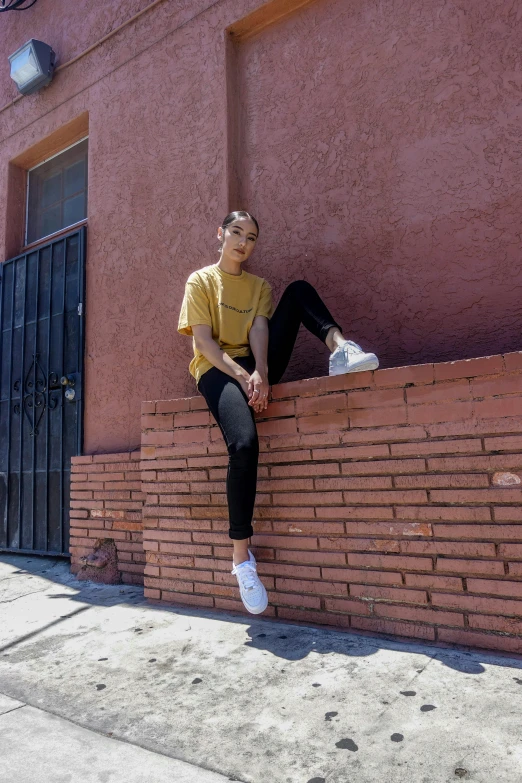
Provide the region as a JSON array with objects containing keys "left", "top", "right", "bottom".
[
  {"left": 232, "top": 561, "right": 258, "bottom": 591},
  {"left": 332, "top": 340, "right": 361, "bottom": 360},
  {"left": 341, "top": 340, "right": 362, "bottom": 357}
]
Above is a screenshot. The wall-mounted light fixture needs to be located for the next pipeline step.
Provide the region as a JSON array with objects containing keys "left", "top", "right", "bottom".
[{"left": 8, "top": 39, "right": 55, "bottom": 95}]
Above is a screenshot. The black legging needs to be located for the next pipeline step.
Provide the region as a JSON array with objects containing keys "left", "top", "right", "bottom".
[{"left": 197, "top": 280, "right": 341, "bottom": 540}]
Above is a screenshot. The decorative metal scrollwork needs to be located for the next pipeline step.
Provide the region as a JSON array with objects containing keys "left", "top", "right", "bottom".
[{"left": 12, "top": 353, "right": 60, "bottom": 437}]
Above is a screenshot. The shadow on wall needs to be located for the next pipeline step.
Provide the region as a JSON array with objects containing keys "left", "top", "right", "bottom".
[{"left": 3, "top": 553, "right": 522, "bottom": 676}]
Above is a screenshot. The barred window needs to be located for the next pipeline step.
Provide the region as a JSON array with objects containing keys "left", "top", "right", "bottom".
[{"left": 26, "top": 137, "right": 88, "bottom": 245}]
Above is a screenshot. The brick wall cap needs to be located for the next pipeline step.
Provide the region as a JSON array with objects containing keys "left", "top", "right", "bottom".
[{"left": 143, "top": 352, "right": 510, "bottom": 412}]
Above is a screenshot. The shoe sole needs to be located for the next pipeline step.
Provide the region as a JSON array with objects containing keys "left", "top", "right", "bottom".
[
  {"left": 329, "top": 353, "right": 379, "bottom": 376},
  {"left": 239, "top": 586, "right": 268, "bottom": 614},
  {"left": 243, "top": 597, "right": 268, "bottom": 614}
]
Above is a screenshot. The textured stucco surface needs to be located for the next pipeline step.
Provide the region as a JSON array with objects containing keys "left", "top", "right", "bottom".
[
  {"left": 237, "top": 0, "right": 522, "bottom": 383},
  {"left": 0, "top": 0, "right": 152, "bottom": 108},
  {"left": 1, "top": 0, "right": 522, "bottom": 453}
]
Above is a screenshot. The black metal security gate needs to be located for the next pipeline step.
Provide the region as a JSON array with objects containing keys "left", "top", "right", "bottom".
[{"left": 0, "top": 227, "right": 85, "bottom": 556}]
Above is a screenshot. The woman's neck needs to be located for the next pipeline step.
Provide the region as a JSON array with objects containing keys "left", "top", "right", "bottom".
[{"left": 216, "top": 255, "right": 243, "bottom": 276}]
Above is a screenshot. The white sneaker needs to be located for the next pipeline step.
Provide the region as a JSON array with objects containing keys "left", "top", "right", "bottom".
[
  {"left": 329, "top": 340, "right": 379, "bottom": 376},
  {"left": 231, "top": 549, "right": 268, "bottom": 615}
]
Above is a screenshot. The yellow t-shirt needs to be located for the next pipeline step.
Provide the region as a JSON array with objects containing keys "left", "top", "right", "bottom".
[{"left": 177, "top": 264, "right": 273, "bottom": 383}]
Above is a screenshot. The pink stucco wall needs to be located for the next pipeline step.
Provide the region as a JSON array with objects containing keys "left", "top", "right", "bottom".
[
  {"left": 0, "top": 0, "right": 521, "bottom": 454},
  {"left": 236, "top": 0, "right": 522, "bottom": 382}
]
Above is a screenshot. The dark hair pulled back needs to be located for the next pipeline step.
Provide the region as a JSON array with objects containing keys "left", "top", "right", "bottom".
[{"left": 221, "top": 211, "right": 259, "bottom": 239}]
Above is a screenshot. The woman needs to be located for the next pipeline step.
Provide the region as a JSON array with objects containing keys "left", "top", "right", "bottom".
[{"left": 178, "top": 211, "right": 379, "bottom": 615}]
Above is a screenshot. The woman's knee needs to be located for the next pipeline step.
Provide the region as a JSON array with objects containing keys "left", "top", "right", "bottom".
[
  {"left": 283, "top": 279, "right": 314, "bottom": 297},
  {"left": 228, "top": 434, "right": 259, "bottom": 466}
]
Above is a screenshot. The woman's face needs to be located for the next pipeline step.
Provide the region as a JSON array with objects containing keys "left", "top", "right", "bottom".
[{"left": 218, "top": 217, "right": 258, "bottom": 264}]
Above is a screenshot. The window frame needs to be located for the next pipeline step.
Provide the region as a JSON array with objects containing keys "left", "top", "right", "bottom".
[{"left": 25, "top": 135, "right": 89, "bottom": 247}]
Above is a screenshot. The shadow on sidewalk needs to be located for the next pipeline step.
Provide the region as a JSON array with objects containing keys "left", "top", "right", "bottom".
[{"left": 2, "top": 552, "right": 522, "bottom": 678}]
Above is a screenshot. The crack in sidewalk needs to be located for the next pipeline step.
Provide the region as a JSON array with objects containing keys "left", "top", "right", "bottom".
[
  {"left": 373, "top": 651, "right": 437, "bottom": 722},
  {"left": 0, "top": 700, "right": 26, "bottom": 718},
  {"left": 0, "top": 588, "right": 50, "bottom": 604}
]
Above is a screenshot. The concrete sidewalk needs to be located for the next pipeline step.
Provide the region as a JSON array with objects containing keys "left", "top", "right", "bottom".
[
  {"left": 1, "top": 554, "right": 521, "bottom": 783},
  {"left": 0, "top": 693, "right": 232, "bottom": 783}
]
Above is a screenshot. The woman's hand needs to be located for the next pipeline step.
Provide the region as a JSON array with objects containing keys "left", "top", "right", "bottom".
[
  {"left": 237, "top": 374, "right": 251, "bottom": 401},
  {"left": 247, "top": 369, "right": 269, "bottom": 412}
]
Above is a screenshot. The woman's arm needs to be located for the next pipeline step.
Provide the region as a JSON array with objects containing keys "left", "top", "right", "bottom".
[
  {"left": 248, "top": 316, "right": 270, "bottom": 411},
  {"left": 192, "top": 324, "right": 251, "bottom": 398}
]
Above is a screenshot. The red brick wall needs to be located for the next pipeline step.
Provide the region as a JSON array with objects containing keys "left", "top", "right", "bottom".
[
  {"left": 69, "top": 451, "right": 144, "bottom": 585},
  {"left": 141, "top": 352, "right": 522, "bottom": 654}
]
